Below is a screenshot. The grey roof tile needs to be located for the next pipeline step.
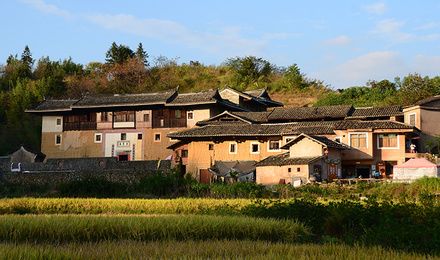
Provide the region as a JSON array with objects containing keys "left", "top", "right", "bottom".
[
  {"left": 256, "top": 153, "right": 323, "bottom": 166},
  {"left": 26, "top": 98, "right": 77, "bottom": 112},
  {"left": 347, "top": 105, "right": 403, "bottom": 118},
  {"left": 72, "top": 89, "right": 177, "bottom": 108},
  {"left": 168, "top": 120, "right": 416, "bottom": 139},
  {"left": 268, "top": 105, "right": 354, "bottom": 120}
]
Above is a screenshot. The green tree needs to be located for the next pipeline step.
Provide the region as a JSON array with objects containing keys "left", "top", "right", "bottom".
[
  {"left": 226, "top": 56, "right": 273, "bottom": 79},
  {"left": 284, "top": 63, "right": 306, "bottom": 90},
  {"left": 395, "top": 73, "right": 439, "bottom": 106},
  {"left": 135, "top": 42, "right": 149, "bottom": 67},
  {"left": 105, "top": 42, "right": 135, "bottom": 65}
]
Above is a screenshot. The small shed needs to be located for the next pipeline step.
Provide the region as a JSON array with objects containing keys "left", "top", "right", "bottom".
[
  {"left": 9, "top": 145, "right": 46, "bottom": 163},
  {"left": 393, "top": 158, "right": 440, "bottom": 180}
]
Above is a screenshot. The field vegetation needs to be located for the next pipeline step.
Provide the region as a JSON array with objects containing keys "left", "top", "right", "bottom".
[{"left": 1, "top": 177, "right": 440, "bottom": 257}]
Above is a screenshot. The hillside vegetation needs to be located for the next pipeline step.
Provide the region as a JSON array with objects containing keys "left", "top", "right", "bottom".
[{"left": 1, "top": 43, "right": 440, "bottom": 155}]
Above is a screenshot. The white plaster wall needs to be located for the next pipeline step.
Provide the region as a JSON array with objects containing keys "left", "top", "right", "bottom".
[
  {"left": 104, "top": 132, "right": 140, "bottom": 159},
  {"left": 187, "top": 108, "right": 210, "bottom": 128},
  {"left": 393, "top": 168, "right": 440, "bottom": 180},
  {"left": 42, "top": 116, "right": 63, "bottom": 133}
]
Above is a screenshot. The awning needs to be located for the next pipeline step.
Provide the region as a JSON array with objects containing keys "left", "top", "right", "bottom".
[{"left": 208, "top": 160, "right": 256, "bottom": 178}]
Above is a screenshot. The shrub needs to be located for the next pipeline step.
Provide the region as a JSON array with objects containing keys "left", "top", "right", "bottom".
[{"left": 57, "top": 177, "right": 127, "bottom": 198}]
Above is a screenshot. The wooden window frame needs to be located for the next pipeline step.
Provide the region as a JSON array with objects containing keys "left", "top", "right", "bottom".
[
  {"left": 378, "top": 134, "right": 399, "bottom": 149},
  {"left": 349, "top": 132, "right": 368, "bottom": 149}
]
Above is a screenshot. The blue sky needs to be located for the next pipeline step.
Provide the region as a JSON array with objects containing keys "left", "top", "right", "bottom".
[{"left": 1, "top": 0, "right": 440, "bottom": 89}]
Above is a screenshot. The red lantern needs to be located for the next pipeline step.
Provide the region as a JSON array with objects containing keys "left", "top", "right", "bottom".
[{"left": 324, "top": 150, "right": 329, "bottom": 158}]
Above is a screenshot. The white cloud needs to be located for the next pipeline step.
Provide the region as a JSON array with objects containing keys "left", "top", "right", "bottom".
[
  {"left": 371, "top": 19, "right": 439, "bottom": 43},
  {"left": 20, "top": 0, "right": 73, "bottom": 19},
  {"left": 85, "top": 13, "right": 268, "bottom": 58},
  {"left": 362, "top": 3, "right": 387, "bottom": 15},
  {"left": 415, "top": 22, "right": 440, "bottom": 31},
  {"left": 411, "top": 55, "right": 440, "bottom": 75},
  {"left": 371, "top": 19, "right": 405, "bottom": 34},
  {"left": 313, "top": 51, "right": 406, "bottom": 88},
  {"left": 321, "top": 36, "right": 352, "bottom": 47}
]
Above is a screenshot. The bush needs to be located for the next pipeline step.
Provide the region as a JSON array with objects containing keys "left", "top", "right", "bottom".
[
  {"left": 57, "top": 177, "right": 127, "bottom": 198},
  {"left": 209, "top": 182, "right": 268, "bottom": 198}
]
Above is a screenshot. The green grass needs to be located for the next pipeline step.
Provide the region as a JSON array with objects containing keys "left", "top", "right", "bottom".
[{"left": 0, "top": 240, "right": 433, "bottom": 260}]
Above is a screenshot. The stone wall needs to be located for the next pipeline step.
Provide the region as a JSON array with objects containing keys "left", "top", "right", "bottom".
[{"left": 0, "top": 157, "right": 171, "bottom": 185}]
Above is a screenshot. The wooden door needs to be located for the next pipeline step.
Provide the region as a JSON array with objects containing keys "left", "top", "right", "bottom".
[
  {"left": 200, "top": 169, "right": 211, "bottom": 184},
  {"left": 328, "top": 164, "right": 337, "bottom": 181}
]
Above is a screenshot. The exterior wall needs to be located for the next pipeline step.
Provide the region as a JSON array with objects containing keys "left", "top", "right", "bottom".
[
  {"left": 42, "top": 116, "right": 63, "bottom": 133},
  {"left": 289, "top": 139, "right": 322, "bottom": 158},
  {"left": 219, "top": 89, "right": 240, "bottom": 105},
  {"left": 393, "top": 167, "right": 440, "bottom": 180},
  {"left": 143, "top": 128, "right": 187, "bottom": 160},
  {"left": 186, "top": 138, "right": 285, "bottom": 179},
  {"left": 1, "top": 158, "right": 171, "bottom": 185},
  {"left": 256, "top": 165, "right": 309, "bottom": 185},
  {"left": 41, "top": 131, "right": 102, "bottom": 159},
  {"left": 103, "top": 130, "right": 142, "bottom": 160},
  {"left": 372, "top": 131, "right": 406, "bottom": 165},
  {"left": 187, "top": 108, "right": 211, "bottom": 128}
]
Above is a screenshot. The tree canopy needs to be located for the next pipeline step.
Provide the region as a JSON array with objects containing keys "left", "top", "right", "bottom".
[{"left": 1, "top": 43, "right": 440, "bottom": 155}]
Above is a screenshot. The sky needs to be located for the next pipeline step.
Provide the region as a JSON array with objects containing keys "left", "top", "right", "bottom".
[{"left": 1, "top": 0, "right": 440, "bottom": 89}]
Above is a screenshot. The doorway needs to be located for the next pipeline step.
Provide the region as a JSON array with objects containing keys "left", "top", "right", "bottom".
[{"left": 356, "top": 167, "right": 370, "bottom": 178}]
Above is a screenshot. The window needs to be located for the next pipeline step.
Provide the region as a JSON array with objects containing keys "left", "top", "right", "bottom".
[
  {"left": 181, "top": 150, "right": 188, "bottom": 158},
  {"left": 187, "top": 111, "right": 194, "bottom": 120},
  {"left": 121, "top": 133, "right": 126, "bottom": 140},
  {"left": 268, "top": 139, "right": 280, "bottom": 151},
  {"left": 55, "top": 134, "right": 61, "bottom": 145},
  {"left": 297, "top": 167, "right": 301, "bottom": 172},
  {"left": 408, "top": 113, "right": 416, "bottom": 126},
  {"left": 56, "top": 118, "right": 62, "bottom": 126},
  {"left": 95, "top": 133, "right": 102, "bottom": 143},
  {"left": 250, "top": 142, "right": 260, "bottom": 154},
  {"left": 334, "top": 137, "right": 342, "bottom": 143},
  {"left": 138, "top": 133, "right": 142, "bottom": 140},
  {"left": 101, "top": 112, "right": 111, "bottom": 122},
  {"left": 285, "top": 137, "right": 294, "bottom": 144},
  {"left": 378, "top": 134, "right": 398, "bottom": 149},
  {"left": 143, "top": 114, "right": 150, "bottom": 122},
  {"left": 114, "top": 111, "right": 135, "bottom": 122},
  {"left": 288, "top": 168, "right": 292, "bottom": 173},
  {"left": 155, "top": 133, "right": 161, "bottom": 141},
  {"left": 229, "top": 142, "right": 237, "bottom": 154},
  {"left": 209, "top": 144, "right": 214, "bottom": 150},
  {"left": 349, "top": 133, "right": 367, "bottom": 148}
]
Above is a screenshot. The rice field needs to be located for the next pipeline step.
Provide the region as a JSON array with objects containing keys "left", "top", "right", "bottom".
[
  {"left": 0, "top": 197, "right": 438, "bottom": 259},
  {"left": 1, "top": 240, "right": 434, "bottom": 260},
  {"left": 0, "top": 197, "right": 252, "bottom": 215}
]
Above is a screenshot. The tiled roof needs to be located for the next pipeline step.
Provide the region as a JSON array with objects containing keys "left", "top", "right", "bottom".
[
  {"left": 411, "top": 95, "right": 440, "bottom": 107},
  {"left": 281, "top": 133, "right": 347, "bottom": 149},
  {"left": 168, "top": 88, "right": 219, "bottom": 105},
  {"left": 26, "top": 98, "right": 77, "bottom": 112},
  {"left": 72, "top": 89, "right": 177, "bottom": 108},
  {"left": 268, "top": 105, "right": 354, "bottom": 120},
  {"left": 347, "top": 105, "right": 403, "bottom": 119},
  {"left": 244, "top": 88, "right": 283, "bottom": 107},
  {"left": 168, "top": 120, "right": 417, "bottom": 139},
  {"left": 256, "top": 153, "right": 323, "bottom": 166},
  {"left": 220, "top": 85, "right": 267, "bottom": 106},
  {"left": 232, "top": 111, "right": 272, "bottom": 123}
]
